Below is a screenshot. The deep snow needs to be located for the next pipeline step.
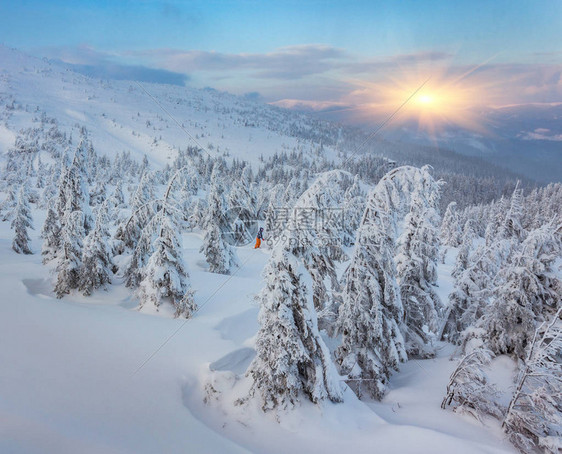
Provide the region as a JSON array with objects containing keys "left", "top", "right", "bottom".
[{"left": 0, "top": 216, "right": 517, "bottom": 454}]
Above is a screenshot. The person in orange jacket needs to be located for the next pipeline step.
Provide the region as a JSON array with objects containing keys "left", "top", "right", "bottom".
[{"left": 254, "top": 227, "right": 264, "bottom": 249}]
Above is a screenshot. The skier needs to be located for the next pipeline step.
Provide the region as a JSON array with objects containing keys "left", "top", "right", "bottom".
[{"left": 254, "top": 227, "right": 264, "bottom": 249}]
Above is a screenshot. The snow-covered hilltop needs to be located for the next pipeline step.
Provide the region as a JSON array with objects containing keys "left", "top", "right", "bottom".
[{"left": 0, "top": 44, "right": 349, "bottom": 167}]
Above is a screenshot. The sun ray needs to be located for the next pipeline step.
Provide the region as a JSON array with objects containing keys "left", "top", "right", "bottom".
[{"left": 339, "top": 60, "right": 508, "bottom": 138}]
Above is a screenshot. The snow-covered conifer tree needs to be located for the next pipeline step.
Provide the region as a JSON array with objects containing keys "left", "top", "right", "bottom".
[
  {"left": 441, "top": 348, "right": 502, "bottom": 421},
  {"left": 484, "top": 196, "right": 508, "bottom": 246},
  {"left": 342, "top": 175, "right": 365, "bottom": 247},
  {"left": 503, "top": 309, "right": 562, "bottom": 453},
  {"left": 10, "top": 183, "right": 34, "bottom": 254},
  {"left": 109, "top": 180, "right": 125, "bottom": 209},
  {"left": 41, "top": 203, "right": 61, "bottom": 264},
  {"left": 499, "top": 183, "right": 525, "bottom": 241},
  {"left": 89, "top": 180, "right": 107, "bottom": 207},
  {"left": 228, "top": 166, "right": 255, "bottom": 213},
  {"left": 130, "top": 170, "right": 155, "bottom": 213},
  {"left": 137, "top": 214, "right": 196, "bottom": 318},
  {"left": 482, "top": 223, "right": 561, "bottom": 357},
  {"left": 441, "top": 201, "right": 462, "bottom": 247},
  {"left": 79, "top": 202, "right": 113, "bottom": 296},
  {"left": 452, "top": 219, "right": 477, "bottom": 279},
  {"left": 283, "top": 171, "right": 349, "bottom": 329},
  {"left": 0, "top": 186, "right": 16, "bottom": 222},
  {"left": 56, "top": 141, "right": 93, "bottom": 233},
  {"left": 441, "top": 245, "right": 490, "bottom": 345},
  {"left": 200, "top": 223, "right": 234, "bottom": 274},
  {"left": 226, "top": 166, "right": 257, "bottom": 244},
  {"left": 188, "top": 197, "right": 207, "bottom": 230},
  {"left": 200, "top": 164, "right": 237, "bottom": 274},
  {"left": 116, "top": 171, "right": 155, "bottom": 254},
  {"left": 396, "top": 189, "right": 442, "bottom": 357},
  {"left": 264, "top": 183, "right": 287, "bottom": 240},
  {"left": 336, "top": 195, "right": 406, "bottom": 399},
  {"left": 54, "top": 210, "right": 85, "bottom": 298},
  {"left": 247, "top": 241, "right": 343, "bottom": 410}
]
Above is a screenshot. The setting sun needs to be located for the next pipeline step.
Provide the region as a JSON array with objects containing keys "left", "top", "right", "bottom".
[
  {"left": 417, "top": 94, "right": 434, "bottom": 105},
  {"left": 344, "top": 68, "right": 492, "bottom": 137}
]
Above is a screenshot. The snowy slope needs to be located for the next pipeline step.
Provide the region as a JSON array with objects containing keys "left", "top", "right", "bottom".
[
  {"left": 0, "top": 45, "right": 345, "bottom": 169},
  {"left": 0, "top": 211, "right": 517, "bottom": 453}
]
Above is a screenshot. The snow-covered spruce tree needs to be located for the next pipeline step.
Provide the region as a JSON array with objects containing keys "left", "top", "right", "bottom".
[
  {"left": 442, "top": 222, "right": 514, "bottom": 346},
  {"left": 41, "top": 202, "right": 61, "bottom": 264},
  {"left": 286, "top": 171, "right": 350, "bottom": 330},
  {"left": 482, "top": 222, "right": 562, "bottom": 358},
  {"left": 54, "top": 210, "right": 85, "bottom": 298},
  {"left": 120, "top": 166, "right": 197, "bottom": 317},
  {"left": 451, "top": 219, "right": 477, "bottom": 279},
  {"left": 79, "top": 202, "right": 113, "bottom": 296},
  {"left": 200, "top": 163, "right": 237, "bottom": 274},
  {"left": 342, "top": 175, "right": 365, "bottom": 247},
  {"left": 281, "top": 176, "right": 301, "bottom": 209},
  {"left": 10, "top": 183, "right": 34, "bottom": 255},
  {"left": 335, "top": 196, "right": 407, "bottom": 399},
  {"left": 441, "top": 201, "right": 462, "bottom": 248},
  {"left": 226, "top": 166, "right": 258, "bottom": 246},
  {"left": 246, "top": 240, "right": 343, "bottom": 411},
  {"left": 503, "top": 309, "right": 562, "bottom": 453},
  {"left": 174, "top": 175, "right": 194, "bottom": 228},
  {"left": 130, "top": 170, "right": 155, "bottom": 214},
  {"left": 441, "top": 348, "right": 502, "bottom": 421},
  {"left": 264, "top": 183, "right": 287, "bottom": 240},
  {"left": 89, "top": 180, "right": 107, "bottom": 207},
  {"left": 334, "top": 165, "right": 442, "bottom": 398},
  {"left": 56, "top": 140, "right": 93, "bottom": 233},
  {"left": 109, "top": 179, "right": 125, "bottom": 209},
  {"left": 200, "top": 222, "right": 234, "bottom": 275},
  {"left": 498, "top": 183, "right": 525, "bottom": 241},
  {"left": 228, "top": 165, "right": 256, "bottom": 214},
  {"left": 484, "top": 196, "right": 508, "bottom": 246},
  {"left": 188, "top": 197, "right": 207, "bottom": 230},
  {"left": 39, "top": 159, "right": 61, "bottom": 210},
  {"left": 113, "top": 171, "right": 156, "bottom": 264},
  {"left": 137, "top": 214, "right": 196, "bottom": 318},
  {"left": 396, "top": 189, "right": 442, "bottom": 358},
  {"left": 0, "top": 186, "right": 16, "bottom": 222},
  {"left": 441, "top": 244, "right": 491, "bottom": 345}
]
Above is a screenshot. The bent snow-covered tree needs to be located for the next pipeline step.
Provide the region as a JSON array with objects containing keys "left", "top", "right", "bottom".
[
  {"left": 482, "top": 222, "right": 561, "bottom": 358},
  {"left": 396, "top": 188, "right": 442, "bottom": 358},
  {"left": 284, "top": 170, "right": 351, "bottom": 329},
  {"left": 336, "top": 165, "right": 441, "bottom": 398},
  {"left": 503, "top": 309, "right": 562, "bottom": 453},
  {"left": 336, "top": 192, "right": 406, "bottom": 399},
  {"left": 133, "top": 167, "right": 197, "bottom": 318},
  {"left": 441, "top": 348, "right": 502, "bottom": 421},
  {"left": 247, "top": 233, "right": 343, "bottom": 411}
]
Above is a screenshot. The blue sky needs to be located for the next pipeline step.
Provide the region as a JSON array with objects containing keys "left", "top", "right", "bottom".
[{"left": 1, "top": 0, "right": 560, "bottom": 110}]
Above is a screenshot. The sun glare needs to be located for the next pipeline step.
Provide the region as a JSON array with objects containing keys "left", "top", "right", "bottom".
[
  {"left": 345, "top": 67, "right": 494, "bottom": 138},
  {"left": 417, "top": 94, "right": 433, "bottom": 105}
]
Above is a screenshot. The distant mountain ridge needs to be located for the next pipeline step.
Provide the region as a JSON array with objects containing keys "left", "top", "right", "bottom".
[{"left": 0, "top": 45, "right": 541, "bottom": 193}]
